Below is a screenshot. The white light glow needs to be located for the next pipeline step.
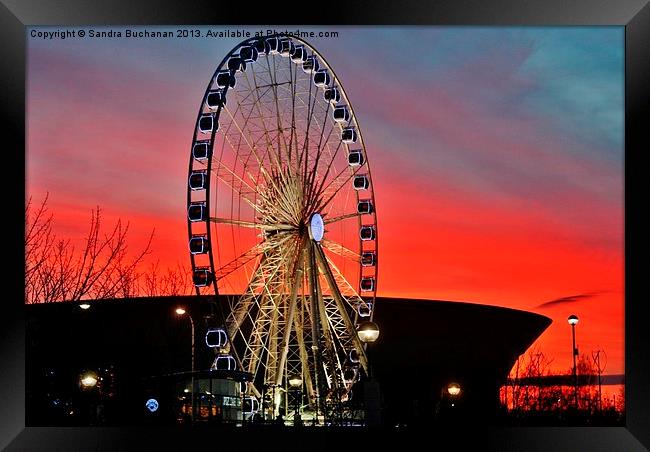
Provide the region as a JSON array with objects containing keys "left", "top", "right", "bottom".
[
  {"left": 145, "top": 398, "right": 159, "bottom": 413},
  {"left": 80, "top": 373, "right": 98, "bottom": 388},
  {"left": 310, "top": 213, "right": 324, "bottom": 242},
  {"left": 447, "top": 383, "right": 461, "bottom": 396}
]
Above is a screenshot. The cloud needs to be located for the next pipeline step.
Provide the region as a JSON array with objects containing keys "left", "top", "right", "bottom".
[{"left": 537, "top": 292, "right": 602, "bottom": 308}]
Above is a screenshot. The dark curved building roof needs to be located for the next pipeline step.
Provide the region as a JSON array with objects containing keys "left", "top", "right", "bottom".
[
  {"left": 369, "top": 298, "right": 551, "bottom": 425},
  {"left": 25, "top": 295, "right": 550, "bottom": 426}
]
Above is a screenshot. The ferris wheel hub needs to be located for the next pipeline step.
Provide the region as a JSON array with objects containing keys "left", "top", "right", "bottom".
[{"left": 309, "top": 213, "right": 324, "bottom": 242}]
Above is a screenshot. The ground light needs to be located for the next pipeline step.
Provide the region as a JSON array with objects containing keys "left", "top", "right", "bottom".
[{"left": 79, "top": 371, "right": 98, "bottom": 389}]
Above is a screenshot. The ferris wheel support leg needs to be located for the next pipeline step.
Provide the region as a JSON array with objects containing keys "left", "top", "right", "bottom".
[
  {"left": 315, "top": 264, "right": 345, "bottom": 392},
  {"left": 313, "top": 242, "right": 370, "bottom": 375},
  {"left": 275, "top": 238, "right": 308, "bottom": 387},
  {"left": 307, "top": 242, "right": 325, "bottom": 421}
]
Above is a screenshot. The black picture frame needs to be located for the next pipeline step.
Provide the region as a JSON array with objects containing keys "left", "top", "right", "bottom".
[{"left": 2, "top": 1, "right": 648, "bottom": 450}]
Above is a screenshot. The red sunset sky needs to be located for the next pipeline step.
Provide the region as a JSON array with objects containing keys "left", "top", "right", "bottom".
[{"left": 26, "top": 27, "right": 624, "bottom": 377}]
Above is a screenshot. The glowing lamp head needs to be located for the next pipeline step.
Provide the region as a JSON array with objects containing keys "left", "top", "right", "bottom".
[
  {"left": 567, "top": 315, "right": 579, "bottom": 325},
  {"left": 357, "top": 320, "right": 380, "bottom": 343},
  {"left": 447, "top": 382, "right": 461, "bottom": 396},
  {"left": 175, "top": 307, "right": 186, "bottom": 315},
  {"left": 288, "top": 375, "right": 303, "bottom": 388},
  {"left": 79, "top": 371, "right": 98, "bottom": 389},
  {"left": 79, "top": 303, "right": 91, "bottom": 310}
]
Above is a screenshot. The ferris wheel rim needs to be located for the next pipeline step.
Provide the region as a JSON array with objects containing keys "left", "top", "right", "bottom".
[{"left": 188, "top": 33, "right": 378, "bottom": 303}]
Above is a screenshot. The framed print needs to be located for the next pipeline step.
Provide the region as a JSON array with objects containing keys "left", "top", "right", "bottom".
[{"left": 2, "top": 1, "right": 648, "bottom": 450}]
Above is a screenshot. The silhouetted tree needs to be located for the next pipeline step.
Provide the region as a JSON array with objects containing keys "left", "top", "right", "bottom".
[
  {"left": 500, "top": 347, "right": 624, "bottom": 419},
  {"left": 25, "top": 194, "right": 153, "bottom": 303},
  {"left": 142, "top": 260, "right": 194, "bottom": 296},
  {"left": 25, "top": 193, "right": 55, "bottom": 303},
  {"left": 505, "top": 345, "right": 554, "bottom": 411}
]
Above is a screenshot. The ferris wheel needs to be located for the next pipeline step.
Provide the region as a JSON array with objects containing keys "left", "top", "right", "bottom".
[{"left": 186, "top": 34, "right": 379, "bottom": 421}]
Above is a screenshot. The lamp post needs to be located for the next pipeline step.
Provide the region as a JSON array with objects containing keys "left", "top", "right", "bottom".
[
  {"left": 358, "top": 320, "right": 380, "bottom": 426},
  {"left": 568, "top": 314, "right": 579, "bottom": 409},
  {"left": 176, "top": 307, "right": 195, "bottom": 423},
  {"left": 289, "top": 374, "right": 302, "bottom": 426},
  {"left": 79, "top": 370, "right": 100, "bottom": 424},
  {"left": 447, "top": 382, "right": 461, "bottom": 408}
]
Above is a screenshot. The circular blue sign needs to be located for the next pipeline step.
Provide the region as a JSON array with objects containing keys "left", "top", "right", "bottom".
[{"left": 145, "top": 398, "right": 159, "bottom": 413}]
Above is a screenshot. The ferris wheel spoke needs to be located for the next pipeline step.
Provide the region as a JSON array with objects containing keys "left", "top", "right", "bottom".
[
  {"left": 241, "top": 93, "right": 287, "bottom": 174},
  {"left": 213, "top": 241, "right": 265, "bottom": 280},
  {"left": 210, "top": 217, "right": 295, "bottom": 232},
  {"left": 212, "top": 159, "right": 258, "bottom": 196},
  {"left": 287, "top": 57, "right": 298, "bottom": 164},
  {"left": 297, "top": 61, "right": 319, "bottom": 173},
  {"left": 222, "top": 103, "right": 270, "bottom": 174},
  {"left": 246, "top": 68, "right": 286, "bottom": 174},
  {"left": 304, "top": 118, "right": 339, "bottom": 209},
  {"left": 323, "top": 212, "right": 360, "bottom": 225},
  {"left": 310, "top": 138, "right": 345, "bottom": 196},
  {"left": 314, "top": 164, "right": 365, "bottom": 213},
  {"left": 304, "top": 140, "right": 346, "bottom": 216},
  {"left": 265, "top": 54, "right": 291, "bottom": 167},
  {"left": 320, "top": 238, "right": 361, "bottom": 263}
]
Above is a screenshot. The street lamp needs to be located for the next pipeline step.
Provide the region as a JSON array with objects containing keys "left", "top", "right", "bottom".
[
  {"left": 175, "top": 307, "right": 195, "bottom": 423},
  {"left": 357, "top": 321, "right": 381, "bottom": 426},
  {"left": 439, "top": 382, "right": 462, "bottom": 413},
  {"left": 289, "top": 374, "right": 302, "bottom": 425},
  {"left": 289, "top": 375, "right": 302, "bottom": 388},
  {"left": 79, "top": 371, "right": 98, "bottom": 389},
  {"left": 447, "top": 382, "right": 461, "bottom": 397},
  {"left": 357, "top": 321, "right": 380, "bottom": 343},
  {"left": 357, "top": 320, "right": 380, "bottom": 379},
  {"left": 568, "top": 314, "right": 579, "bottom": 409}
]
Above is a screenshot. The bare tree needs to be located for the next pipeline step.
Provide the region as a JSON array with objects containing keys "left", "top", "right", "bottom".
[
  {"left": 25, "top": 193, "right": 55, "bottom": 303},
  {"left": 506, "top": 345, "right": 554, "bottom": 411},
  {"left": 142, "top": 260, "right": 194, "bottom": 297},
  {"left": 25, "top": 195, "right": 154, "bottom": 303}
]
